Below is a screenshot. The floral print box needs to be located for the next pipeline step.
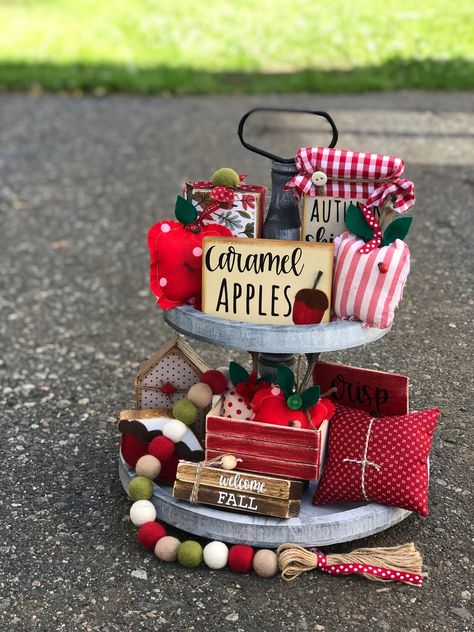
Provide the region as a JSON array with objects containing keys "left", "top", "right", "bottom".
[{"left": 185, "top": 180, "right": 266, "bottom": 239}]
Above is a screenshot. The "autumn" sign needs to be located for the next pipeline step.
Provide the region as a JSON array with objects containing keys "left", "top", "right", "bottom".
[{"left": 201, "top": 237, "right": 333, "bottom": 325}]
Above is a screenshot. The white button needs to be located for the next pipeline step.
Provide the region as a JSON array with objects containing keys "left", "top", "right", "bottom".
[{"left": 311, "top": 170, "right": 328, "bottom": 186}]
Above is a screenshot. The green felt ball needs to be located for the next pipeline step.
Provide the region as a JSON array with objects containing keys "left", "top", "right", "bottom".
[
  {"left": 287, "top": 394, "right": 303, "bottom": 410},
  {"left": 172, "top": 399, "right": 198, "bottom": 426},
  {"left": 211, "top": 167, "right": 240, "bottom": 188},
  {"left": 177, "top": 540, "right": 203, "bottom": 568},
  {"left": 128, "top": 476, "right": 153, "bottom": 501}
]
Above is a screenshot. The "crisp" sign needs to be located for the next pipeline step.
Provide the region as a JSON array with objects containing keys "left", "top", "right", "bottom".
[{"left": 202, "top": 237, "right": 333, "bottom": 325}]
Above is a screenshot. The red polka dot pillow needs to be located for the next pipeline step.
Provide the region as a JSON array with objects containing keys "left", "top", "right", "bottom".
[
  {"left": 313, "top": 405, "right": 440, "bottom": 516},
  {"left": 221, "top": 388, "right": 253, "bottom": 420}
]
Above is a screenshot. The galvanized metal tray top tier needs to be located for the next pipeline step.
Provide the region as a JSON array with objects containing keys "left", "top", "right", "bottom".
[{"left": 163, "top": 306, "right": 389, "bottom": 354}]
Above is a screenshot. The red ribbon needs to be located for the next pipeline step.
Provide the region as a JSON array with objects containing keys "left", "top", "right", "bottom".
[
  {"left": 310, "top": 549, "right": 423, "bottom": 586},
  {"left": 186, "top": 174, "right": 249, "bottom": 231}
]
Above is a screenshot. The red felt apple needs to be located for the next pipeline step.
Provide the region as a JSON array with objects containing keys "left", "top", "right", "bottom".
[
  {"left": 148, "top": 218, "right": 232, "bottom": 310},
  {"left": 252, "top": 387, "right": 335, "bottom": 430}
]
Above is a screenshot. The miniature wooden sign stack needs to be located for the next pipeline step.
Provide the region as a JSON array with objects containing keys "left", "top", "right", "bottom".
[{"left": 173, "top": 461, "right": 303, "bottom": 519}]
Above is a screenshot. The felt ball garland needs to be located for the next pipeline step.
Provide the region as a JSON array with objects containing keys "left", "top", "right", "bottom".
[{"left": 124, "top": 452, "right": 423, "bottom": 584}]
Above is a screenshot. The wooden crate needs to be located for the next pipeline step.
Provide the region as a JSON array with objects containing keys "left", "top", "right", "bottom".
[{"left": 205, "top": 400, "right": 329, "bottom": 481}]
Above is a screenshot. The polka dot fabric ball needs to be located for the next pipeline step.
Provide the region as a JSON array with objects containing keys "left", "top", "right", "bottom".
[
  {"left": 222, "top": 389, "right": 253, "bottom": 420},
  {"left": 228, "top": 545, "right": 255, "bottom": 574}
]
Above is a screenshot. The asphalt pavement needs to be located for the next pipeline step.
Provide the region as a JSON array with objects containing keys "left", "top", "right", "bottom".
[{"left": 0, "top": 91, "right": 473, "bottom": 631}]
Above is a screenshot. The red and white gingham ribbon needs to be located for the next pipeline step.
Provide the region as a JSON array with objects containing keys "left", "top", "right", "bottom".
[
  {"left": 310, "top": 549, "right": 423, "bottom": 586},
  {"left": 285, "top": 147, "right": 416, "bottom": 253}
]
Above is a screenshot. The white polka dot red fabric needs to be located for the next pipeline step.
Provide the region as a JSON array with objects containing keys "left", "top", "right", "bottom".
[
  {"left": 313, "top": 550, "right": 423, "bottom": 586},
  {"left": 313, "top": 405, "right": 440, "bottom": 516},
  {"left": 221, "top": 389, "right": 253, "bottom": 420}
]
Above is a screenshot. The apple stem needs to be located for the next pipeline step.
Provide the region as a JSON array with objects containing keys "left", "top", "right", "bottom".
[{"left": 312, "top": 270, "right": 323, "bottom": 289}]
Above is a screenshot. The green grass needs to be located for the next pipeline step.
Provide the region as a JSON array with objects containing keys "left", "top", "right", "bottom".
[{"left": 0, "top": 0, "right": 473, "bottom": 94}]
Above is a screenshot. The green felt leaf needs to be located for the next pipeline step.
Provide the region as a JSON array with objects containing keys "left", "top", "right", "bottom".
[
  {"left": 229, "top": 361, "right": 250, "bottom": 386},
  {"left": 175, "top": 195, "right": 198, "bottom": 225},
  {"left": 381, "top": 216, "right": 413, "bottom": 246},
  {"left": 277, "top": 363, "right": 295, "bottom": 398},
  {"left": 345, "top": 203, "right": 374, "bottom": 242},
  {"left": 300, "top": 385, "right": 321, "bottom": 410}
]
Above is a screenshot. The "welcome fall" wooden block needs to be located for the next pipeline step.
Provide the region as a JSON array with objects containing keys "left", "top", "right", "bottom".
[{"left": 173, "top": 462, "right": 303, "bottom": 519}]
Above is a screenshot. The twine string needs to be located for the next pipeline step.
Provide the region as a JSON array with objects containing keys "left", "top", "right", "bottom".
[
  {"left": 342, "top": 417, "right": 381, "bottom": 501},
  {"left": 189, "top": 454, "right": 242, "bottom": 504}
]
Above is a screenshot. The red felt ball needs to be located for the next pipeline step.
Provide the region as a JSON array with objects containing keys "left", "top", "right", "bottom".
[
  {"left": 228, "top": 545, "right": 255, "bottom": 574},
  {"left": 157, "top": 450, "right": 180, "bottom": 484},
  {"left": 148, "top": 436, "right": 175, "bottom": 461},
  {"left": 121, "top": 434, "right": 148, "bottom": 468},
  {"left": 200, "top": 369, "right": 228, "bottom": 395},
  {"left": 137, "top": 521, "right": 167, "bottom": 549}
]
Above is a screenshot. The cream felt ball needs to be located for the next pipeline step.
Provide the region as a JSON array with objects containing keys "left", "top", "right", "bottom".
[
  {"left": 221, "top": 455, "right": 239, "bottom": 471},
  {"left": 203, "top": 541, "right": 228, "bottom": 570},
  {"left": 177, "top": 540, "right": 203, "bottom": 568},
  {"left": 129, "top": 500, "right": 156, "bottom": 526},
  {"left": 128, "top": 476, "right": 153, "bottom": 501},
  {"left": 162, "top": 419, "right": 187, "bottom": 443},
  {"left": 187, "top": 382, "right": 213, "bottom": 409},
  {"left": 253, "top": 549, "right": 278, "bottom": 578},
  {"left": 172, "top": 399, "right": 198, "bottom": 426},
  {"left": 135, "top": 454, "right": 161, "bottom": 479},
  {"left": 154, "top": 536, "right": 181, "bottom": 562}
]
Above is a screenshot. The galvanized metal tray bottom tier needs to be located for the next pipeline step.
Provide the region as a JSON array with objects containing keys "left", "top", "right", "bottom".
[
  {"left": 119, "top": 455, "right": 410, "bottom": 548},
  {"left": 163, "top": 306, "right": 389, "bottom": 354}
]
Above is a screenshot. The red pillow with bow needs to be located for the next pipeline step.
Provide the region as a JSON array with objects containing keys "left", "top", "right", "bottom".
[{"left": 313, "top": 405, "right": 440, "bottom": 516}]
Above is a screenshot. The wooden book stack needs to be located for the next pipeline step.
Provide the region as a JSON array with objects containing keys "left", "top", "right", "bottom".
[{"left": 173, "top": 462, "right": 304, "bottom": 519}]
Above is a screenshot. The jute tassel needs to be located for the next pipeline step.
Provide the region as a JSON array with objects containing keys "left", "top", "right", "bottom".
[{"left": 277, "top": 543, "right": 424, "bottom": 586}]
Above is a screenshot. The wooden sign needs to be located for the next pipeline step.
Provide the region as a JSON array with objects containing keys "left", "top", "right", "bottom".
[
  {"left": 302, "top": 197, "right": 389, "bottom": 243},
  {"left": 201, "top": 237, "right": 333, "bottom": 325},
  {"left": 173, "top": 462, "right": 303, "bottom": 519},
  {"left": 313, "top": 361, "right": 409, "bottom": 417},
  {"left": 205, "top": 400, "right": 329, "bottom": 481}
]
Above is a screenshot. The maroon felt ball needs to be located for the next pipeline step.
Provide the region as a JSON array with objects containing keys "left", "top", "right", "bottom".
[
  {"left": 121, "top": 434, "right": 148, "bottom": 468},
  {"left": 228, "top": 545, "right": 255, "bottom": 574},
  {"left": 200, "top": 369, "right": 228, "bottom": 395},
  {"left": 148, "top": 436, "right": 175, "bottom": 461},
  {"left": 137, "top": 521, "right": 167, "bottom": 549}
]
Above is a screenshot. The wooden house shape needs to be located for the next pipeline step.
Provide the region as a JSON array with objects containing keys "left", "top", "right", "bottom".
[{"left": 135, "top": 337, "right": 209, "bottom": 439}]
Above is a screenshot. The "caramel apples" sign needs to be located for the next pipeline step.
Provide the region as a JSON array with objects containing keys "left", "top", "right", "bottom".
[{"left": 202, "top": 237, "right": 333, "bottom": 325}]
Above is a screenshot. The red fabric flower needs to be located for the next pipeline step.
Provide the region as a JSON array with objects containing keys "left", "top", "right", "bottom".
[{"left": 159, "top": 382, "right": 176, "bottom": 395}]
